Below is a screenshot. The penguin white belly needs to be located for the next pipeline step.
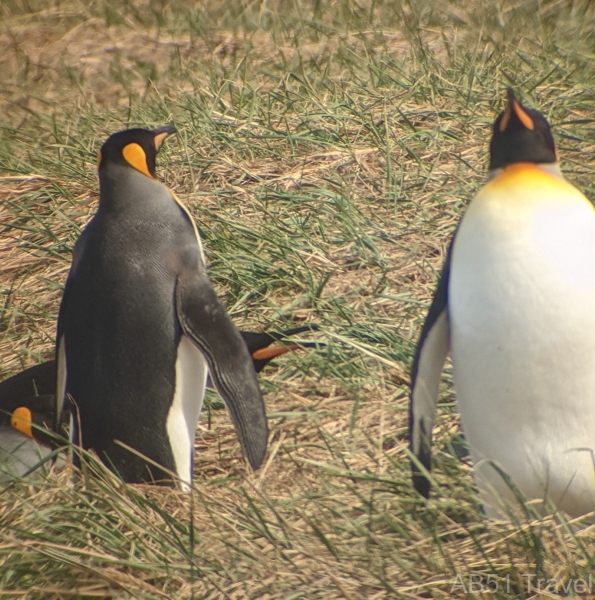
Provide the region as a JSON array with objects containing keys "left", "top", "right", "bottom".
[
  {"left": 450, "top": 169, "right": 595, "bottom": 518},
  {"left": 166, "top": 335, "right": 208, "bottom": 488}
]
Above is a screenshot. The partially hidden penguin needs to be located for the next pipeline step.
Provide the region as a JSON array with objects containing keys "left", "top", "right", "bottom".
[
  {"left": 0, "top": 324, "right": 323, "bottom": 479},
  {"left": 410, "top": 89, "right": 595, "bottom": 519},
  {"left": 0, "top": 398, "right": 63, "bottom": 483},
  {"left": 0, "top": 324, "right": 322, "bottom": 425},
  {"left": 55, "top": 126, "right": 268, "bottom": 488}
]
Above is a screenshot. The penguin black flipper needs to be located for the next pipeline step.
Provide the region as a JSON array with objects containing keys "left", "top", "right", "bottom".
[
  {"left": 409, "top": 241, "right": 453, "bottom": 498},
  {"left": 174, "top": 248, "right": 268, "bottom": 471}
]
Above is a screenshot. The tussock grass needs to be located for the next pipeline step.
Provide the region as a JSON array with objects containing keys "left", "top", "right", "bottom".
[{"left": 1, "top": 0, "right": 595, "bottom": 597}]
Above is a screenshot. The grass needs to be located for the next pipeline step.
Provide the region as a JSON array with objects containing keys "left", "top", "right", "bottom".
[{"left": 1, "top": 0, "right": 595, "bottom": 597}]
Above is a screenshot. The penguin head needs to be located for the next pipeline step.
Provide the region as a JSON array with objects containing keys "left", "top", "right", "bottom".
[
  {"left": 489, "top": 89, "right": 557, "bottom": 170},
  {"left": 98, "top": 125, "right": 177, "bottom": 178},
  {"left": 9, "top": 396, "right": 66, "bottom": 447}
]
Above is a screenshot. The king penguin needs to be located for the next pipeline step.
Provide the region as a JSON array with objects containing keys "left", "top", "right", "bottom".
[
  {"left": 0, "top": 324, "right": 323, "bottom": 481},
  {"left": 55, "top": 126, "right": 268, "bottom": 487},
  {"left": 0, "top": 323, "right": 322, "bottom": 425},
  {"left": 410, "top": 89, "right": 595, "bottom": 519}
]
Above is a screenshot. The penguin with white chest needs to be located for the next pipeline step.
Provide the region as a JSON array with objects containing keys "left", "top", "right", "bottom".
[
  {"left": 410, "top": 89, "right": 595, "bottom": 518},
  {"left": 56, "top": 126, "right": 268, "bottom": 487}
]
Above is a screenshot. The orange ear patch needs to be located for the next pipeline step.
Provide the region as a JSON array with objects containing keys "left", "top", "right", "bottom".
[
  {"left": 122, "top": 143, "right": 152, "bottom": 177},
  {"left": 11, "top": 407, "right": 34, "bottom": 440},
  {"left": 252, "top": 344, "right": 300, "bottom": 361}
]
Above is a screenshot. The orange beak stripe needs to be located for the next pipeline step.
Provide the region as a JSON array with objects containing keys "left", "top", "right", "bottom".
[
  {"left": 500, "top": 100, "right": 534, "bottom": 132},
  {"left": 499, "top": 105, "right": 512, "bottom": 132},
  {"left": 252, "top": 344, "right": 301, "bottom": 361},
  {"left": 512, "top": 100, "right": 535, "bottom": 130},
  {"left": 154, "top": 131, "right": 170, "bottom": 150}
]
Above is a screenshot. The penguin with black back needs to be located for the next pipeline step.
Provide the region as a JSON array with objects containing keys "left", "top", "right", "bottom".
[
  {"left": 0, "top": 323, "right": 323, "bottom": 426},
  {"left": 55, "top": 126, "right": 268, "bottom": 487},
  {"left": 410, "top": 89, "right": 595, "bottom": 518},
  {"left": 0, "top": 324, "right": 324, "bottom": 480}
]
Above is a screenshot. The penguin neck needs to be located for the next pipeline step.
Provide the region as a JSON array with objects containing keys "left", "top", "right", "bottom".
[
  {"left": 487, "top": 162, "right": 562, "bottom": 182},
  {"left": 98, "top": 165, "right": 161, "bottom": 213}
]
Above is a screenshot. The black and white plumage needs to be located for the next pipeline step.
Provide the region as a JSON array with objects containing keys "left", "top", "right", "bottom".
[
  {"left": 410, "top": 90, "right": 595, "bottom": 518},
  {"left": 55, "top": 127, "right": 268, "bottom": 487}
]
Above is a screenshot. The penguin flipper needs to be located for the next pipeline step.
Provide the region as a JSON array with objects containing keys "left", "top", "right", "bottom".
[
  {"left": 409, "top": 243, "right": 452, "bottom": 498},
  {"left": 174, "top": 269, "right": 268, "bottom": 471}
]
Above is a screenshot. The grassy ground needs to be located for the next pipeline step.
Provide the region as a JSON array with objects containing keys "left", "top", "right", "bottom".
[{"left": 1, "top": 0, "right": 595, "bottom": 597}]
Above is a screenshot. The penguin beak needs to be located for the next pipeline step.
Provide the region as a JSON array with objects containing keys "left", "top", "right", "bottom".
[
  {"left": 499, "top": 88, "right": 535, "bottom": 132},
  {"left": 153, "top": 125, "right": 177, "bottom": 151},
  {"left": 505, "top": 87, "right": 517, "bottom": 106}
]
